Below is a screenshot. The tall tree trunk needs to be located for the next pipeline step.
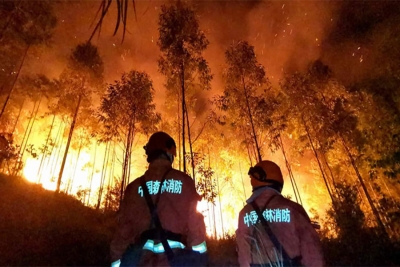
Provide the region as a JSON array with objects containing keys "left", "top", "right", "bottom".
[
  {"left": 212, "top": 198, "right": 217, "bottom": 238},
  {"left": 67, "top": 139, "right": 83, "bottom": 194},
  {"left": 119, "top": 123, "right": 134, "bottom": 206},
  {"left": 46, "top": 120, "right": 63, "bottom": 177},
  {"left": 97, "top": 141, "right": 110, "bottom": 210},
  {"left": 216, "top": 171, "right": 225, "bottom": 236},
  {"left": 16, "top": 96, "right": 42, "bottom": 175},
  {"left": 185, "top": 105, "right": 195, "bottom": 181},
  {"left": 339, "top": 135, "right": 389, "bottom": 238},
  {"left": 12, "top": 97, "right": 40, "bottom": 175},
  {"left": 11, "top": 98, "right": 25, "bottom": 134},
  {"left": 238, "top": 161, "right": 247, "bottom": 200},
  {"left": 302, "top": 116, "right": 336, "bottom": 206},
  {"left": 87, "top": 142, "right": 98, "bottom": 206},
  {"left": 181, "top": 62, "right": 186, "bottom": 173},
  {"left": 37, "top": 114, "right": 56, "bottom": 183},
  {"left": 105, "top": 142, "right": 115, "bottom": 211},
  {"left": 108, "top": 141, "right": 116, "bottom": 210},
  {"left": 279, "top": 135, "right": 302, "bottom": 205},
  {"left": 241, "top": 76, "right": 262, "bottom": 162},
  {"left": 0, "top": 44, "right": 30, "bottom": 119},
  {"left": 56, "top": 94, "right": 82, "bottom": 193},
  {"left": 50, "top": 121, "right": 65, "bottom": 179},
  {"left": 43, "top": 120, "right": 63, "bottom": 181},
  {"left": 246, "top": 142, "right": 253, "bottom": 167},
  {"left": 177, "top": 88, "right": 181, "bottom": 171}
]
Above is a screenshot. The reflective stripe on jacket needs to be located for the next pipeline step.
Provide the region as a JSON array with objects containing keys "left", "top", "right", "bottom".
[
  {"left": 235, "top": 187, "right": 324, "bottom": 267},
  {"left": 110, "top": 158, "right": 207, "bottom": 265}
]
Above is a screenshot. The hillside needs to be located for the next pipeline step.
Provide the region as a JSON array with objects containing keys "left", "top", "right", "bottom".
[
  {"left": 0, "top": 174, "right": 239, "bottom": 266},
  {"left": 2, "top": 174, "right": 398, "bottom": 266},
  {"left": 0, "top": 174, "right": 115, "bottom": 266}
]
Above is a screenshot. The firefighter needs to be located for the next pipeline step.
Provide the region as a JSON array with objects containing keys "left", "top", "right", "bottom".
[
  {"left": 236, "top": 160, "right": 324, "bottom": 267},
  {"left": 110, "top": 131, "right": 207, "bottom": 267}
]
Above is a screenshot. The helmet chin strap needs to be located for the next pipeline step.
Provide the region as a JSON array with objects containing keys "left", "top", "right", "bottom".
[{"left": 166, "top": 152, "right": 174, "bottom": 164}]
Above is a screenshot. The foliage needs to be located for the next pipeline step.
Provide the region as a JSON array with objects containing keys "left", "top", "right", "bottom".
[
  {"left": 217, "top": 40, "right": 269, "bottom": 162},
  {"left": 158, "top": 1, "right": 213, "bottom": 173},
  {"left": 99, "top": 70, "right": 159, "bottom": 201},
  {"left": 192, "top": 153, "right": 217, "bottom": 203},
  {"left": 99, "top": 70, "right": 159, "bottom": 140},
  {"left": 158, "top": 2, "right": 212, "bottom": 90},
  {"left": 319, "top": 182, "right": 400, "bottom": 266},
  {"left": 0, "top": 0, "right": 57, "bottom": 46},
  {"left": 0, "top": 132, "right": 16, "bottom": 167},
  {"left": 55, "top": 42, "right": 104, "bottom": 192},
  {"left": 89, "top": 0, "right": 136, "bottom": 42}
]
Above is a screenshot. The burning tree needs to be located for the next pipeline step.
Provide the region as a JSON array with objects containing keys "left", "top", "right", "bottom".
[
  {"left": 158, "top": 1, "right": 212, "bottom": 176},
  {"left": 55, "top": 42, "right": 104, "bottom": 193},
  {"left": 99, "top": 70, "right": 160, "bottom": 204},
  {"left": 0, "top": 0, "right": 57, "bottom": 120},
  {"left": 217, "top": 40, "right": 268, "bottom": 163}
]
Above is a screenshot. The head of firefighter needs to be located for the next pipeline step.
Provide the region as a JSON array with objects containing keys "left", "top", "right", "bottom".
[
  {"left": 144, "top": 131, "right": 177, "bottom": 164},
  {"left": 248, "top": 160, "right": 284, "bottom": 193}
]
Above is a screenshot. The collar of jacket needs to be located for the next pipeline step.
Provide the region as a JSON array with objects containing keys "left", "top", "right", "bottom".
[
  {"left": 246, "top": 186, "right": 281, "bottom": 204},
  {"left": 148, "top": 158, "right": 172, "bottom": 170}
]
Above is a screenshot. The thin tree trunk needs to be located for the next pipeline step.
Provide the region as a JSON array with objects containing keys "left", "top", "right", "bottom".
[
  {"left": 97, "top": 141, "right": 110, "bottom": 210},
  {"left": 302, "top": 116, "right": 336, "bottom": 205},
  {"left": 105, "top": 142, "right": 115, "bottom": 211},
  {"left": 16, "top": 96, "right": 42, "bottom": 175},
  {"left": 56, "top": 93, "right": 82, "bottom": 193},
  {"left": 45, "top": 120, "right": 64, "bottom": 182},
  {"left": 339, "top": 135, "right": 388, "bottom": 238},
  {"left": 0, "top": 44, "right": 30, "bottom": 119},
  {"left": 238, "top": 161, "right": 247, "bottom": 200},
  {"left": 87, "top": 142, "right": 98, "bottom": 206},
  {"left": 177, "top": 88, "right": 181, "bottom": 171},
  {"left": 108, "top": 141, "right": 116, "bottom": 210},
  {"left": 241, "top": 76, "right": 262, "bottom": 162},
  {"left": 181, "top": 62, "right": 186, "bottom": 173},
  {"left": 37, "top": 114, "right": 56, "bottom": 183},
  {"left": 216, "top": 171, "right": 225, "bottom": 237},
  {"left": 279, "top": 135, "right": 302, "bottom": 205},
  {"left": 11, "top": 98, "right": 25, "bottom": 134},
  {"left": 185, "top": 105, "right": 195, "bottom": 181},
  {"left": 126, "top": 127, "right": 134, "bottom": 185},
  {"left": 119, "top": 124, "right": 133, "bottom": 206},
  {"left": 65, "top": 147, "right": 76, "bottom": 193},
  {"left": 50, "top": 121, "right": 65, "bottom": 176},
  {"left": 67, "top": 138, "right": 83, "bottom": 194},
  {"left": 12, "top": 97, "right": 40, "bottom": 175},
  {"left": 212, "top": 198, "right": 217, "bottom": 238},
  {"left": 246, "top": 142, "right": 253, "bottom": 167}
]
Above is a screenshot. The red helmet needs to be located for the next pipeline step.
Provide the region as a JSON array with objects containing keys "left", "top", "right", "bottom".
[{"left": 144, "top": 132, "right": 176, "bottom": 162}]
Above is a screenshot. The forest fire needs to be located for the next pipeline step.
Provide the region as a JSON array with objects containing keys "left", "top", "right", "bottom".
[
  {"left": 19, "top": 124, "right": 330, "bottom": 238},
  {"left": 1, "top": 0, "right": 400, "bottom": 266}
]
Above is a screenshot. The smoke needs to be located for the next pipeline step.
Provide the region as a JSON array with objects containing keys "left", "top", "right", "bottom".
[{"left": 25, "top": 0, "right": 400, "bottom": 98}]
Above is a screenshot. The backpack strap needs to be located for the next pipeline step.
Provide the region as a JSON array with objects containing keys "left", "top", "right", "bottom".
[
  {"left": 140, "top": 168, "right": 175, "bottom": 261},
  {"left": 250, "top": 195, "right": 294, "bottom": 265}
]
